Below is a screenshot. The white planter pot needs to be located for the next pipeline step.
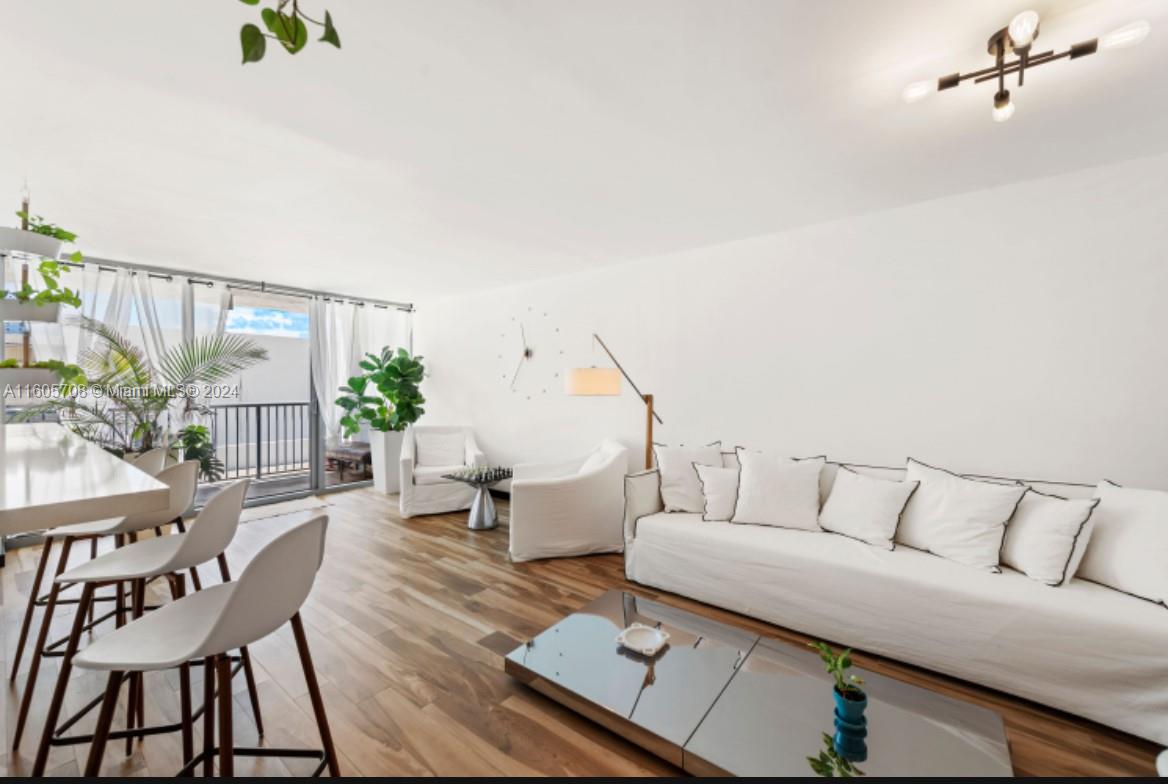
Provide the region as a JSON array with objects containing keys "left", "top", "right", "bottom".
[
  {"left": 0, "top": 227, "right": 63, "bottom": 259},
  {"left": 0, "top": 300, "right": 61, "bottom": 323},
  {"left": 369, "top": 429, "right": 404, "bottom": 494}
]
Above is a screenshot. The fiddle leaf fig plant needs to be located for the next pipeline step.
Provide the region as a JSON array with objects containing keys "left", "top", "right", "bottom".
[
  {"left": 337, "top": 348, "right": 425, "bottom": 437},
  {"left": 239, "top": 0, "right": 340, "bottom": 64}
]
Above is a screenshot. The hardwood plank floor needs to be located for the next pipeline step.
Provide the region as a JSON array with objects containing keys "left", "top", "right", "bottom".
[{"left": 1, "top": 488, "right": 1157, "bottom": 776}]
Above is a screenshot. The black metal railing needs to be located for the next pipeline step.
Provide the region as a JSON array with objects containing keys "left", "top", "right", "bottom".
[{"left": 209, "top": 401, "right": 311, "bottom": 481}]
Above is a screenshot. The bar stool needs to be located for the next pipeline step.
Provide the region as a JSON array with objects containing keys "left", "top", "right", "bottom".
[
  {"left": 77, "top": 514, "right": 338, "bottom": 777},
  {"left": 28, "top": 479, "right": 256, "bottom": 776},
  {"left": 11, "top": 460, "right": 205, "bottom": 751},
  {"left": 9, "top": 446, "right": 176, "bottom": 684}
]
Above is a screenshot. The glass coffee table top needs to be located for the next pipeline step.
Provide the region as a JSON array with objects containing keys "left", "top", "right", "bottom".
[{"left": 505, "top": 590, "right": 1011, "bottom": 777}]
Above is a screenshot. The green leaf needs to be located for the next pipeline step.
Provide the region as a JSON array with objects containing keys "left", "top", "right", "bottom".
[
  {"left": 320, "top": 11, "right": 341, "bottom": 48},
  {"left": 240, "top": 23, "right": 266, "bottom": 63},
  {"left": 263, "top": 9, "right": 307, "bottom": 54},
  {"left": 239, "top": 0, "right": 260, "bottom": 4}
]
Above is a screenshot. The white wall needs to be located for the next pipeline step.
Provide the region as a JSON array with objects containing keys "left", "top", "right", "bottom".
[
  {"left": 231, "top": 334, "right": 310, "bottom": 404},
  {"left": 416, "top": 153, "right": 1168, "bottom": 489}
]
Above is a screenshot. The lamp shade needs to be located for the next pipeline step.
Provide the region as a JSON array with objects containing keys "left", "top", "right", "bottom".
[{"left": 564, "top": 367, "right": 621, "bottom": 396}]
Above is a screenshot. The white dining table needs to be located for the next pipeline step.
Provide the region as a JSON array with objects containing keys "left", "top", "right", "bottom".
[{"left": 0, "top": 424, "right": 170, "bottom": 564}]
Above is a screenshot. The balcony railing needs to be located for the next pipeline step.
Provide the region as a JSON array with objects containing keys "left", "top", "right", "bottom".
[{"left": 209, "top": 401, "right": 311, "bottom": 480}]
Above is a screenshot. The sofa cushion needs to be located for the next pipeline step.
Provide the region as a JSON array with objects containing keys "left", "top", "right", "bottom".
[
  {"left": 1000, "top": 490, "right": 1099, "bottom": 586},
  {"left": 897, "top": 458, "right": 1027, "bottom": 572},
  {"left": 731, "top": 451, "right": 824, "bottom": 531},
  {"left": 1079, "top": 480, "right": 1168, "bottom": 604},
  {"left": 818, "top": 466, "right": 918, "bottom": 550},
  {"left": 626, "top": 512, "right": 1168, "bottom": 745},
  {"left": 694, "top": 463, "right": 739, "bottom": 521},
  {"left": 415, "top": 431, "right": 466, "bottom": 467},
  {"left": 654, "top": 443, "right": 722, "bottom": 513},
  {"left": 413, "top": 464, "right": 465, "bottom": 486}
]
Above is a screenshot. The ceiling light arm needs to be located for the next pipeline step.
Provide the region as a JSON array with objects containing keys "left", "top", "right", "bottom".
[
  {"left": 938, "top": 40, "right": 1097, "bottom": 92},
  {"left": 592, "top": 333, "right": 663, "bottom": 425}
]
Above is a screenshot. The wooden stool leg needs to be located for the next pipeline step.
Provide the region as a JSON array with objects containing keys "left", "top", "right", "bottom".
[
  {"left": 9, "top": 537, "right": 52, "bottom": 681},
  {"left": 217, "top": 553, "right": 264, "bottom": 735},
  {"left": 176, "top": 519, "right": 204, "bottom": 592},
  {"left": 13, "top": 536, "right": 74, "bottom": 749},
  {"left": 179, "top": 661, "right": 194, "bottom": 764},
  {"left": 32, "top": 582, "right": 95, "bottom": 776},
  {"left": 203, "top": 655, "right": 215, "bottom": 776},
  {"left": 84, "top": 670, "right": 124, "bottom": 776},
  {"left": 291, "top": 613, "right": 341, "bottom": 776},
  {"left": 217, "top": 654, "right": 235, "bottom": 777},
  {"left": 125, "top": 578, "right": 147, "bottom": 756},
  {"left": 87, "top": 539, "right": 98, "bottom": 626},
  {"left": 115, "top": 535, "right": 126, "bottom": 628}
]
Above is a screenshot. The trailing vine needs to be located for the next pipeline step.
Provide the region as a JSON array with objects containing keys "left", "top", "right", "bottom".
[{"left": 239, "top": 0, "right": 340, "bottom": 64}]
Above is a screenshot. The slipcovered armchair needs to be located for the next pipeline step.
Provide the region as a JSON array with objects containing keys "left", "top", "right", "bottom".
[
  {"left": 400, "top": 425, "right": 486, "bottom": 518},
  {"left": 509, "top": 439, "right": 629, "bottom": 562}
]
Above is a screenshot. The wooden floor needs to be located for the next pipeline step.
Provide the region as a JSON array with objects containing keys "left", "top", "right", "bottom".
[{"left": 1, "top": 488, "right": 1158, "bottom": 776}]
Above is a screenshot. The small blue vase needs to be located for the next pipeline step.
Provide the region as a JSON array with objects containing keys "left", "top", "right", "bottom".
[{"left": 832, "top": 688, "right": 868, "bottom": 762}]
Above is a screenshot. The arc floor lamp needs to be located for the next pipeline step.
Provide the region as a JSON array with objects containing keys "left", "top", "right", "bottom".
[{"left": 565, "top": 334, "right": 662, "bottom": 470}]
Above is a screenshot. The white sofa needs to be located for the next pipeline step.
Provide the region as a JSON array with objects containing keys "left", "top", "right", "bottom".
[
  {"left": 623, "top": 457, "right": 1168, "bottom": 745},
  {"left": 509, "top": 439, "right": 629, "bottom": 562},
  {"left": 399, "top": 425, "right": 486, "bottom": 518}
]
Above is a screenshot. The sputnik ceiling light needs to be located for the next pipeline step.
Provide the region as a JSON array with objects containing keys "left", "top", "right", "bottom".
[{"left": 903, "top": 11, "right": 1150, "bottom": 121}]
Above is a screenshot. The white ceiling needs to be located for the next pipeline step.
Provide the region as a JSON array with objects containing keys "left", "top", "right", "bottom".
[{"left": 1, "top": 0, "right": 1165, "bottom": 302}]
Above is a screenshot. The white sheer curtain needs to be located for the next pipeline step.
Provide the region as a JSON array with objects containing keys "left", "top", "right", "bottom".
[
  {"left": 131, "top": 272, "right": 186, "bottom": 368},
  {"left": 310, "top": 298, "right": 362, "bottom": 447},
  {"left": 29, "top": 262, "right": 133, "bottom": 364}
]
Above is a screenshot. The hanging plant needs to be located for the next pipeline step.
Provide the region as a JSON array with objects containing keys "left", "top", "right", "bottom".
[{"left": 239, "top": 0, "right": 340, "bottom": 64}]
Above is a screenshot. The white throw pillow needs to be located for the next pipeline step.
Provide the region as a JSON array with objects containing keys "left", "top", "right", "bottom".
[
  {"left": 819, "top": 467, "right": 919, "bottom": 550},
  {"left": 1000, "top": 490, "right": 1099, "bottom": 586},
  {"left": 730, "top": 450, "right": 825, "bottom": 531},
  {"left": 415, "top": 431, "right": 466, "bottom": 467},
  {"left": 654, "top": 443, "right": 722, "bottom": 513},
  {"left": 693, "top": 463, "right": 739, "bottom": 522},
  {"left": 1078, "top": 481, "right": 1168, "bottom": 604},
  {"left": 896, "top": 458, "right": 1028, "bottom": 572}
]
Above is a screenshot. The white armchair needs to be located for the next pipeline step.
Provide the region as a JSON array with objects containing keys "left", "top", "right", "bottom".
[
  {"left": 508, "top": 439, "right": 629, "bottom": 562},
  {"left": 399, "top": 425, "right": 487, "bottom": 518}
]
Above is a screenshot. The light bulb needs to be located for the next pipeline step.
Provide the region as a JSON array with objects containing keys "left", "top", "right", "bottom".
[
  {"left": 992, "top": 90, "right": 1015, "bottom": 122},
  {"left": 902, "top": 79, "right": 936, "bottom": 103},
  {"left": 1008, "top": 10, "right": 1040, "bottom": 48},
  {"left": 1100, "top": 20, "right": 1150, "bottom": 50}
]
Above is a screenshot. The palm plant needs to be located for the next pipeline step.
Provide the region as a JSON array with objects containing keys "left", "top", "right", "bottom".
[{"left": 15, "top": 317, "right": 268, "bottom": 453}]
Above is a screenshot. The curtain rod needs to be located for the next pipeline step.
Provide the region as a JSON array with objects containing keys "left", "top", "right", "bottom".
[{"left": 58, "top": 254, "right": 414, "bottom": 312}]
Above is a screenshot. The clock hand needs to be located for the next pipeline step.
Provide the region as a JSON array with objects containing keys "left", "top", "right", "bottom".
[{"left": 510, "top": 354, "right": 525, "bottom": 390}]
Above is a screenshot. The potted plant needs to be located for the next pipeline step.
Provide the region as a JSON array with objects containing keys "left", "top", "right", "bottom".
[
  {"left": 811, "top": 641, "right": 868, "bottom": 762},
  {"left": 336, "top": 347, "right": 425, "bottom": 493},
  {"left": 0, "top": 209, "right": 77, "bottom": 259},
  {"left": 174, "top": 424, "right": 225, "bottom": 481},
  {"left": 1, "top": 200, "right": 85, "bottom": 323},
  {"left": 14, "top": 317, "right": 268, "bottom": 457}
]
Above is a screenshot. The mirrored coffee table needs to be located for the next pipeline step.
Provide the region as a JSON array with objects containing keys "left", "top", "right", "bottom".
[{"left": 504, "top": 591, "right": 1012, "bottom": 777}]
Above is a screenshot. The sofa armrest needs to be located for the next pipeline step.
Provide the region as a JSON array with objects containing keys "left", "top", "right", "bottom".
[
  {"left": 400, "top": 430, "right": 416, "bottom": 488},
  {"left": 465, "top": 432, "right": 487, "bottom": 466},
  {"left": 623, "top": 468, "right": 663, "bottom": 547},
  {"left": 513, "top": 454, "right": 588, "bottom": 482}
]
